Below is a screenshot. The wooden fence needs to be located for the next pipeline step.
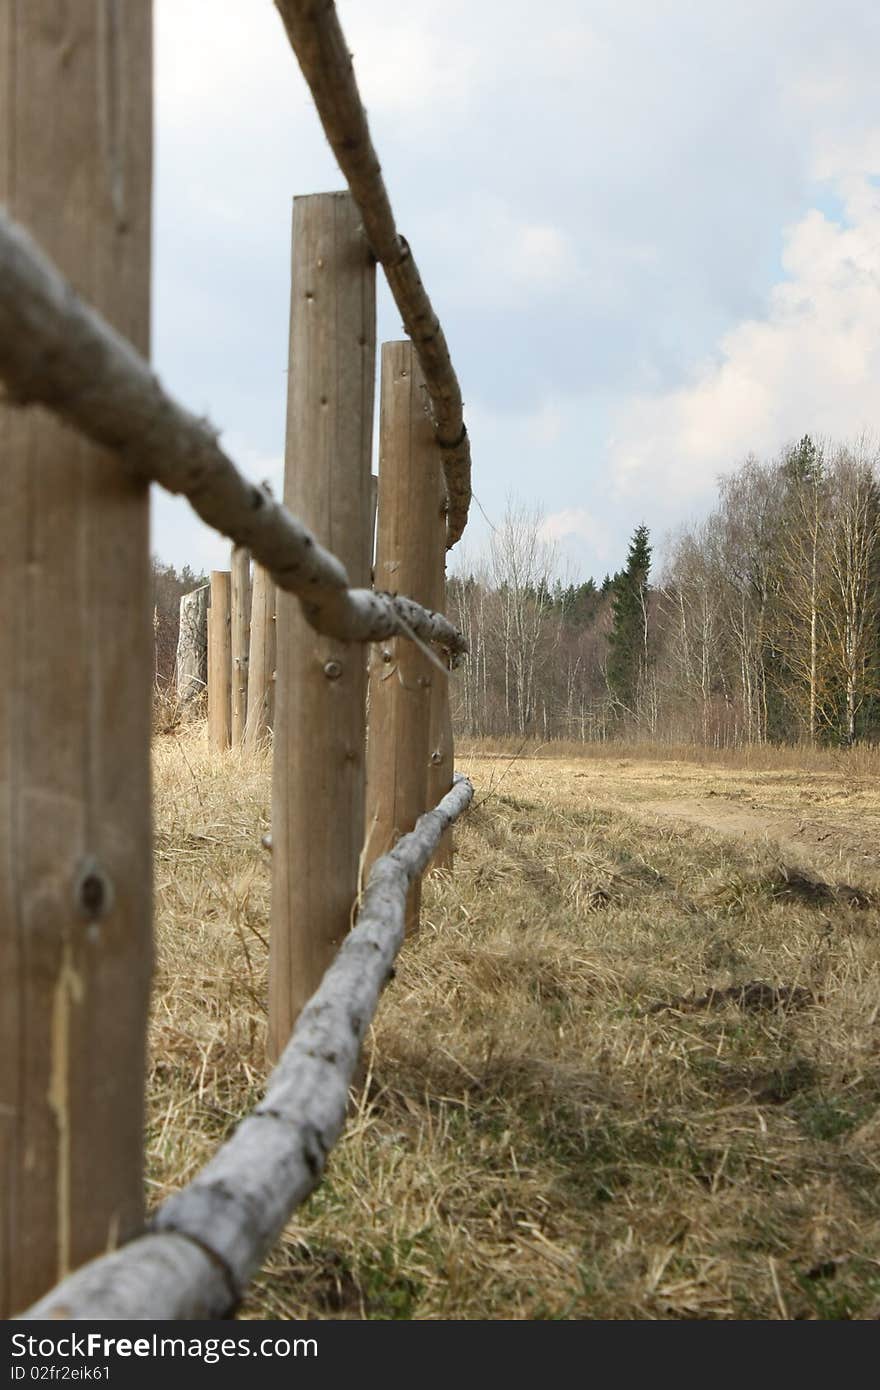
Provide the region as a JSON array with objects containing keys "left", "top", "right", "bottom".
[{"left": 0, "top": 0, "right": 474, "bottom": 1321}]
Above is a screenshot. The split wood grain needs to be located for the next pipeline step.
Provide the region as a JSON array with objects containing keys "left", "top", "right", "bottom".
[{"left": 176, "top": 586, "right": 208, "bottom": 710}]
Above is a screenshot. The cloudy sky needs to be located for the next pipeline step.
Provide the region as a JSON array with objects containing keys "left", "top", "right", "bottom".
[{"left": 152, "top": 0, "right": 880, "bottom": 582}]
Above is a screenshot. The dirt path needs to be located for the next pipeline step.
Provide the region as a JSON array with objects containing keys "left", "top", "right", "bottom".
[
  {"left": 462, "top": 753, "right": 880, "bottom": 876},
  {"left": 633, "top": 795, "right": 877, "bottom": 868}
]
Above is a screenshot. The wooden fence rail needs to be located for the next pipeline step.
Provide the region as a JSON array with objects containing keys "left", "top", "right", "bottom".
[
  {"left": 20, "top": 777, "right": 474, "bottom": 1321},
  {"left": 274, "top": 0, "right": 472, "bottom": 546},
  {"left": 1, "top": 0, "right": 474, "bottom": 1321},
  {"left": 0, "top": 213, "right": 465, "bottom": 663}
]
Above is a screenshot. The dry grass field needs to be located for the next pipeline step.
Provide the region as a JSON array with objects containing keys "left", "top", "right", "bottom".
[{"left": 149, "top": 730, "right": 880, "bottom": 1319}]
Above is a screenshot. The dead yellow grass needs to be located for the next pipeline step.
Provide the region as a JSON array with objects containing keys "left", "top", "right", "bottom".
[
  {"left": 461, "top": 735, "right": 880, "bottom": 778},
  {"left": 148, "top": 728, "right": 880, "bottom": 1319}
]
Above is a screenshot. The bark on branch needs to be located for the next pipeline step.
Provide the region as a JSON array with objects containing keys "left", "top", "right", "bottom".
[
  {"left": 19, "top": 775, "right": 475, "bottom": 1321},
  {"left": 0, "top": 212, "right": 467, "bottom": 660},
  {"left": 273, "top": 0, "right": 472, "bottom": 547}
]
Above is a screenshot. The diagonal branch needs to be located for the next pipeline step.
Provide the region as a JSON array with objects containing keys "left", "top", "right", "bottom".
[
  {"left": 19, "top": 775, "right": 475, "bottom": 1320},
  {"left": 273, "top": 0, "right": 471, "bottom": 546},
  {"left": 0, "top": 211, "right": 467, "bottom": 660}
]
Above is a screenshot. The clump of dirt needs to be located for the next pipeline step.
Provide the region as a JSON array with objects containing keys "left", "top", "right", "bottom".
[{"left": 768, "top": 868, "right": 874, "bottom": 911}]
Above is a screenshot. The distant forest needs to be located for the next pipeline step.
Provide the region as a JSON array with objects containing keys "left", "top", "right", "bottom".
[
  {"left": 152, "top": 434, "right": 880, "bottom": 748},
  {"left": 450, "top": 436, "right": 880, "bottom": 747}
]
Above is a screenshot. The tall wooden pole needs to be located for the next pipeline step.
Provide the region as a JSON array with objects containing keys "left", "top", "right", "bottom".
[
  {"left": 269, "top": 192, "right": 375, "bottom": 1059},
  {"left": 365, "top": 342, "right": 446, "bottom": 931},
  {"left": 369, "top": 473, "right": 379, "bottom": 572},
  {"left": 427, "top": 483, "right": 455, "bottom": 870},
  {"left": 230, "top": 547, "right": 251, "bottom": 747},
  {"left": 245, "top": 565, "right": 276, "bottom": 748},
  {"left": 0, "top": 1, "right": 153, "bottom": 1315},
  {"left": 207, "top": 572, "right": 232, "bottom": 751}
]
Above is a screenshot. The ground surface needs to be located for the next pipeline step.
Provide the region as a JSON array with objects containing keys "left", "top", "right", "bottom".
[
  {"left": 470, "top": 751, "right": 880, "bottom": 873},
  {"left": 149, "top": 734, "right": 880, "bottom": 1319}
]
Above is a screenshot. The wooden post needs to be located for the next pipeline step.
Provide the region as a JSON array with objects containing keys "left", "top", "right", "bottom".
[
  {"left": 230, "top": 547, "right": 251, "bottom": 746},
  {"left": 0, "top": 1, "right": 153, "bottom": 1316},
  {"left": 176, "top": 586, "right": 208, "bottom": 712},
  {"left": 244, "top": 565, "right": 276, "bottom": 748},
  {"left": 365, "top": 342, "right": 445, "bottom": 931},
  {"left": 370, "top": 473, "right": 379, "bottom": 573},
  {"left": 207, "top": 572, "right": 232, "bottom": 751},
  {"left": 427, "top": 481, "right": 455, "bottom": 870},
  {"left": 269, "top": 192, "right": 376, "bottom": 1059}
]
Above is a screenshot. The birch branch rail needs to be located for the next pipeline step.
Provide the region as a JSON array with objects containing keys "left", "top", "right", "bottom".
[
  {"left": 19, "top": 775, "right": 475, "bottom": 1321},
  {"left": 274, "top": 0, "right": 472, "bottom": 547},
  {"left": 0, "top": 211, "right": 466, "bottom": 661}
]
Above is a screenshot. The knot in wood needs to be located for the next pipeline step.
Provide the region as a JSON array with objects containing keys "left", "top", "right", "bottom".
[
  {"left": 323, "top": 659, "right": 343, "bottom": 681},
  {"left": 75, "top": 857, "right": 114, "bottom": 922}
]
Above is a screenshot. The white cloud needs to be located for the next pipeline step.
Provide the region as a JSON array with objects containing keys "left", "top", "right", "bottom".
[
  {"left": 525, "top": 399, "right": 565, "bottom": 447},
  {"left": 149, "top": 0, "right": 880, "bottom": 580},
  {"left": 540, "top": 508, "right": 609, "bottom": 557},
  {"left": 610, "top": 176, "right": 880, "bottom": 503},
  {"left": 507, "top": 223, "right": 580, "bottom": 288},
  {"left": 341, "top": 12, "right": 477, "bottom": 124}
]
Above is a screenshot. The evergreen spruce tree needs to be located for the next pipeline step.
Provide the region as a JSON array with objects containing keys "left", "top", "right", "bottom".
[
  {"left": 783, "top": 434, "right": 821, "bottom": 487},
  {"left": 607, "top": 525, "right": 652, "bottom": 712}
]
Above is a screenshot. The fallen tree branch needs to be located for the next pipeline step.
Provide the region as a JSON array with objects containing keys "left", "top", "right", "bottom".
[
  {"left": 274, "top": 0, "right": 471, "bottom": 546},
  {"left": 19, "top": 775, "right": 475, "bottom": 1320},
  {"left": 0, "top": 211, "right": 467, "bottom": 660}
]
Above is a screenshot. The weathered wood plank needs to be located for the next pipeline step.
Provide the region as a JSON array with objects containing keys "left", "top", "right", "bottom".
[
  {"left": 365, "top": 342, "right": 447, "bottom": 932},
  {"left": 230, "top": 547, "right": 251, "bottom": 746},
  {"left": 175, "top": 586, "right": 208, "bottom": 710},
  {"left": 207, "top": 572, "right": 232, "bottom": 751},
  {"left": 244, "top": 565, "right": 276, "bottom": 747},
  {"left": 0, "top": 0, "right": 153, "bottom": 1317},
  {"left": 428, "top": 479, "right": 455, "bottom": 871},
  {"left": 270, "top": 192, "right": 375, "bottom": 1057}
]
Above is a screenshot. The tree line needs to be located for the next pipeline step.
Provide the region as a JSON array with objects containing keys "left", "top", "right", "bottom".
[{"left": 449, "top": 436, "right": 880, "bottom": 747}]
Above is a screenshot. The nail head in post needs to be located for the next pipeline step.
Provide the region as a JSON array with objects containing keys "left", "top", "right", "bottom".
[{"left": 323, "top": 659, "right": 343, "bottom": 681}]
